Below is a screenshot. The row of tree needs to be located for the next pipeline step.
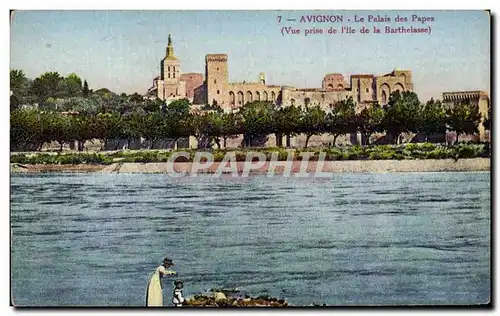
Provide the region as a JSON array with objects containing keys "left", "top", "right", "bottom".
[
  {"left": 10, "top": 69, "right": 163, "bottom": 114},
  {"left": 11, "top": 90, "right": 489, "bottom": 152}
]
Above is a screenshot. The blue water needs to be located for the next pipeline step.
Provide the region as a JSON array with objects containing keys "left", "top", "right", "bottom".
[{"left": 10, "top": 172, "right": 490, "bottom": 306}]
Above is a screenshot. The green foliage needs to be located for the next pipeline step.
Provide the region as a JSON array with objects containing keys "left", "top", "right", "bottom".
[
  {"left": 273, "top": 105, "right": 301, "bottom": 138},
  {"left": 64, "top": 73, "right": 83, "bottom": 96},
  {"left": 9, "top": 69, "right": 490, "bottom": 153},
  {"left": 326, "top": 97, "right": 357, "bottom": 146},
  {"left": 446, "top": 101, "right": 482, "bottom": 143},
  {"left": 240, "top": 101, "right": 274, "bottom": 146},
  {"left": 10, "top": 153, "right": 113, "bottom": 165},
  {"left": 420, "top": 98, "right": 446, "bottom": 138},
  {"left": 298, "top": 105, "right": 326, "bottom": 148},
  {"left": 356, "top": 103, "right": 384, "bottom": 145},
  {"left": 483, "top": 106, "right": 491, "bottom": 131},
  {"left": 83, "top": 80, "right": 90, "bottom": 97},
  {"left": 382, "top": 91, "right": 422, "bottom": 144}
]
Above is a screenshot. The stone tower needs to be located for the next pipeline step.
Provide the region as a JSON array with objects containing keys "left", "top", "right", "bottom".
[
  {"left": 160, "top": 34, "right": 181, "bottom": 99},
  {"left": 259, "top": 72, "right": 266, "bottom": 84},
  {"left": 205, "top": 54, "right": 228, "bottom": 107}
]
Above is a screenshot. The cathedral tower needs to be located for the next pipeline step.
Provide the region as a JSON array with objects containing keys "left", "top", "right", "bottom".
[
  {"left": 160, "top": 34, "right": 182, "bottom": 99},
  {"left": 205, "top": 54, "right": 228, "bottom": 107}
]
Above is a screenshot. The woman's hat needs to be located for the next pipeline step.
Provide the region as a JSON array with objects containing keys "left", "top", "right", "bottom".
[
  {"left": 174, "top": 279, "right": 184, "bottom": 286},
  {"left": 163, "top": 257, "right": 174, "bottom": 265}
]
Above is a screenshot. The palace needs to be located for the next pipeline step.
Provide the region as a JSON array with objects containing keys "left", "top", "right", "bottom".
[
  {"left": 147, "top": 34, "right": 414, "bottom": 112},
  {"left": 141, "top": 35, "right": 489, "bottom": 148}
]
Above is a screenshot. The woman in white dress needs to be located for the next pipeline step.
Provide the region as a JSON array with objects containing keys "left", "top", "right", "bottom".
[{"left": 145, "top": 257, "right": 177, "bottom": 306}]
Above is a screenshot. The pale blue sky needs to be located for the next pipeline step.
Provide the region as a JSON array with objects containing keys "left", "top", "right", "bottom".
[{"left": 10, "top": 10, "right": 490, "bottom": 101}]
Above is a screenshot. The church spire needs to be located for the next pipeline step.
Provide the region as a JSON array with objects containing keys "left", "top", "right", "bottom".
[{"left": 166, "top": 33, "right": 175, "bottom": 58}]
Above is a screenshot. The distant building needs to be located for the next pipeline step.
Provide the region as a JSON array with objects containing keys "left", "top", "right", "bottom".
[
  {"left": 442, "top": 91, "right": 490, "bottom": 142},
  {"left": 148, "top": 35, "right": 204, "bottom": 104},
  {"left": 148, "top": 34, "right": 414, "bottom": 114}
]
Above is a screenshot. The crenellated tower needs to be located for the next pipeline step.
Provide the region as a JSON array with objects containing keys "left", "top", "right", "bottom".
[{"left": 205, "top": 54, "right": 229, "bottom": 107}]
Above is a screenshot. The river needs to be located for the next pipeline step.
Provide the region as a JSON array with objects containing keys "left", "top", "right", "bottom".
[{"left": 10, "top": 172, "right": 490, "bottom": 306}]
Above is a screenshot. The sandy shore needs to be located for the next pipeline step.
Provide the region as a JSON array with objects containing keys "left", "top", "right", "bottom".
[{"left": 11, "top": 158, "right": 490, "bottom": 174}]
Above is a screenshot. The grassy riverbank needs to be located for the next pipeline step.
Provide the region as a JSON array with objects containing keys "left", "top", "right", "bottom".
[{"left": 10, "top": 143, "right": 490, "bottom": 165}]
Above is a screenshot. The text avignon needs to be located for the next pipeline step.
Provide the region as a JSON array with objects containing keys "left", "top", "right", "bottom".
[{"left": 300, "top": 15, "right": 344, "bottom": 23}]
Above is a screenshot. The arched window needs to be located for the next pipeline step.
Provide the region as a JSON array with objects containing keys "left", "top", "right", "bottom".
[
  {"left": 393, "top": 83, "right": 404, "bottom": 92},
  {"left": 246, "top": 91, "right": 253, "bottom": 103},
  {"left": 217, "top": 90, "right": 220, "bottom": 94},
  {"left": 229, "top": 91, "right": 235, "bottom": 105},
  {"left": 237, "top": 91, "right": 244, "bottom": 105},
  {"left": 380, "top": 83, "right": 391, "bottom": 105},
  {"left": 271, "top": 91, "right": 276, "bottom": 101},
  {"left": 263, "top": 91, "right": 269, "bottom": 101}
]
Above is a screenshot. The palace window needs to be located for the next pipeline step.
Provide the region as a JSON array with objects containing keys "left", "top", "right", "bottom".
[
  {"left": 215, "top": 79, "right": 217, "bottom": 84},
  {"left": 305, "top": 98, "right": 311, "bottom": 106},
  {"left": 217, "top": 90, "right": 220, "bottom": 94},
  {"left": 366, "top": 88, "right": 369, "bottom": 92}
]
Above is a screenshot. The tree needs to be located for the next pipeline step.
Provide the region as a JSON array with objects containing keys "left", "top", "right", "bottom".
[
  {"left": 483, "top": 106, "right": 491, "bottom": 132},
  {"left": 94, "top": 112, "right": 123, "bottom": 150},
  {"left": 10, "top": 94, "right": 21, "bottom": 112},
  {"left": 239, "top": 101, "right": 274, "bottom": 147},
  {"left": 143, "top": 98, "right": 164, "bottom": 113},
  {"left": 63, "top": 73, "right": 83, "bottom": 97},
  {"left": 298, "top": 105, "right": 326, "bottom": 148},
  {"left": 420, "top": 98, "right": 446, "bottom": 142},
  {"left": 10, "top": 109, "right": 44, "bottom": 151},
  {"left": 186, "top": 113, "right": 210, "bottom": 148},
  {"left": 129, "top": 92, "right": 144, "bottom": 103},
  {"left": 121, "top": 112, "right": 144, "bottom": 149},
  {"left": 273, "top": 105, "right": 301, "bottom": 147},
  {"left": 382, "top": 91, "right": 422, "bottom": 144},
  {"left": 202, "top": 111, "right": 241, "bottom": 149},
  {"left": 356, "top": 103, "right": 385, "bottom": 145},
  {"left": 446, "top": 101, "right": 482, "bottom": 144},
  {"left": 326, "top": 97, "right": 357, "bottom": 146},
  {"left": 83, "top": 80, "right": 90, "bottom": 97},
  {"left": 31, "top": 72, "right": 64, "bottom": 104},
  {"left": 46, "top": 113, "right": 74, "bottom": 151},
  {"left": 10, "top": 69, "right": 29, "bottom": 101},
  {"left": 70, "top": 115, "right": 98, "bottom": 151},
  {"left": 165, "top": 98, "right": 191, "bottom": 117}
]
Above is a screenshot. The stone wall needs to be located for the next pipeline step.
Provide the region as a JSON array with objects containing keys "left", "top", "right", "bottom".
[
  {"left": 226, "top": 83, "right": 281, "bottom": 110},
  {"left": 180, "top": 73, "right": 204, "bottom": 99},
  {"left": 375, "top": 70, "right": 413, "bottom": 104},
  {"left": 280, "top": 86, "right": 353, "bottom": 109}
]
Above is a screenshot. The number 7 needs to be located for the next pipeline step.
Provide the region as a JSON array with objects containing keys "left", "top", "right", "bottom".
[{"left": 277, "top": 16, "right": 282, "bottom": 23}]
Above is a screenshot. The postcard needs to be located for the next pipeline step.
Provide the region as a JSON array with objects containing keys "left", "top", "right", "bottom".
[{"left": 10, "top": 10, "right": 491, "bottom": 307}]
